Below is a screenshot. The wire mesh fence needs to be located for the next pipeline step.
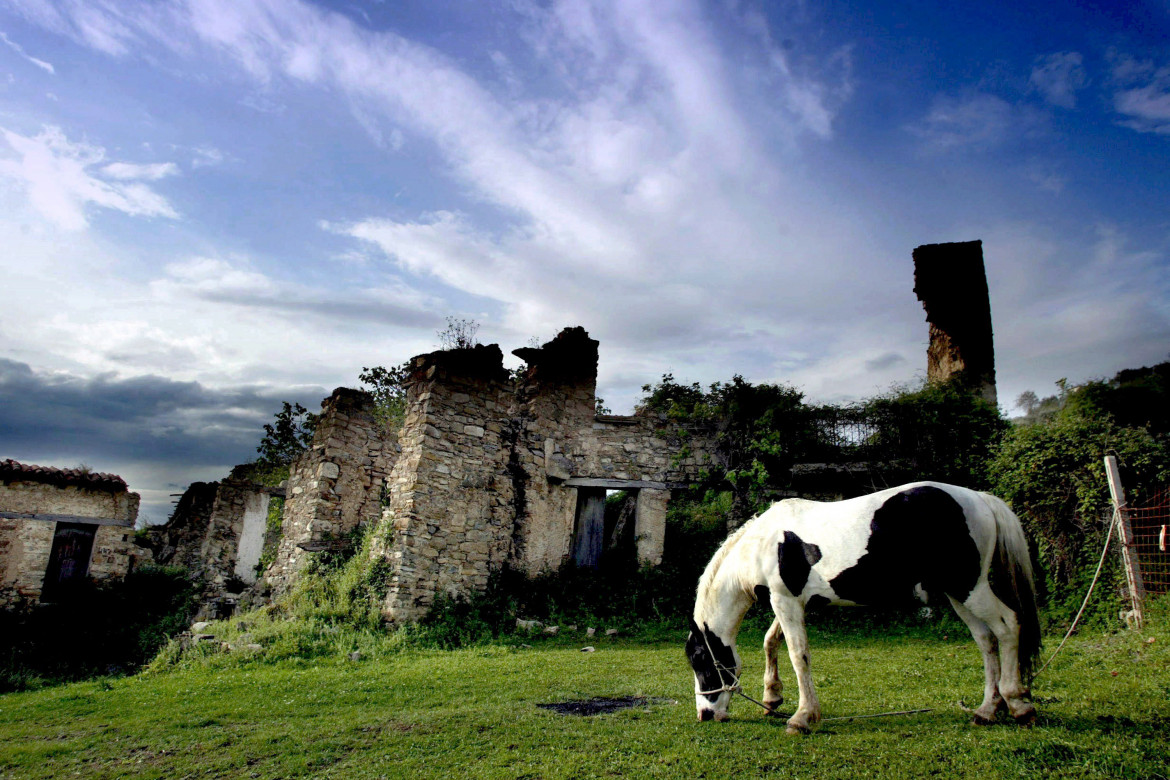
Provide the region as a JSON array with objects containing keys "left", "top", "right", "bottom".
[{"left": 1130, "top": 487, "right": 1170, "bottom": 597}]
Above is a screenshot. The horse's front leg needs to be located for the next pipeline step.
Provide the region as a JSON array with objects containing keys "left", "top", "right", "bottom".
[
  {"left": 762, "top": 617, "right": 784, "bottom": 714},
  {"left": 773, "top": 596, "right": 820, "bottom": 734}
]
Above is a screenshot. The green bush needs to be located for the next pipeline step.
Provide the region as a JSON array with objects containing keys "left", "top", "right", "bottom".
[
  {"left": 857, "top": 379, "right": 1009, "bottom": 488},
  {"left": 0, "top": 564, "right": 200, "bottom": 691},
  {"left": 989, "top": 401, "right": 1170, "bottom": 627}
]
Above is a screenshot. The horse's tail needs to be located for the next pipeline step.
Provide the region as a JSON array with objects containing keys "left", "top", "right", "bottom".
[{"left": 981, "top": 492, "right": 1042, "bottom": 682}]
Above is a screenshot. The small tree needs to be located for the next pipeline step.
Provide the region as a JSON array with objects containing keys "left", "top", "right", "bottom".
[
  {"left": 256, "top": 402, "right": 318, "bottom": 471},
  {"left": 359, "top": 361, "right": 411, "bottom": 433}
]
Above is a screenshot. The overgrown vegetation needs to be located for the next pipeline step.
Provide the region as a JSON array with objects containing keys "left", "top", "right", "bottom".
[
  {"left": 990, "top": 373, "right": 1170, "bottom": 628},
  {"left": 0, "top": 565, "right": 200, "bottom": 692},
  {"left": 359, "top": 361, "right": 411, "bottom": 433}
]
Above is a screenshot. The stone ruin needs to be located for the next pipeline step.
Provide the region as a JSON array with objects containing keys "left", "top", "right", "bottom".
[
  {"left": 144, "top": 477, "right": 283, "bottom": 613},
  {"left": 261, "top": 327, "right": 712, "bottom": 623},
  {"left": 914, "top": 240, "right": 997, "bottom": 405},
  {"left": 0, "top": 459, "right": 141, "bottom": 607}
]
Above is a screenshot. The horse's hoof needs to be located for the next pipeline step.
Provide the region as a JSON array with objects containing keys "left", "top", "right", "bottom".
[
  {"left": 971, "top": 714, "right": 996, "bottom": 726},
  {"left": 763, "top": 699, "right": 783, "bottom": 716},
  {"left": 785, "top": 724, "right": 810, "bottom": 735},
  {"left": 1012, "top": 707, "right": 1037, "bottom": 728}
]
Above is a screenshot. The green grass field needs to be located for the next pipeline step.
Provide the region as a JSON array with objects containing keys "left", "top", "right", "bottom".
[{"left": 2, "top": 617, "right": 1167, "bottom": 780}]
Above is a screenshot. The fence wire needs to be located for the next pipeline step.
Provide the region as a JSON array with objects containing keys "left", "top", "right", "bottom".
[{"left": 1130, "top": 486, "right": 1170, "bottom": 596}]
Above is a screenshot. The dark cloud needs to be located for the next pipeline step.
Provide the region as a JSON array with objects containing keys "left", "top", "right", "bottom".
[
  {"left": 0, "top": 358, "right": 326, "bottom": 466},
  {"left": 0, "top": 359, "right": 331, "bottom": 523}
]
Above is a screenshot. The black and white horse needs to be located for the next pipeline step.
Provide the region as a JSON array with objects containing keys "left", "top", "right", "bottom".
[{"left": 686, "top": 482, "right": 1040, "bottom": 733}]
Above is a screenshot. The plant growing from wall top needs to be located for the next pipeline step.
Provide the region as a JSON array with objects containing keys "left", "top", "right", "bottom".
[
  {"left": 436, "top": 316, "right": 481, "bottom": 350},
  {"left": 640, "top": 373, "right": 808, "bottom": 524}
]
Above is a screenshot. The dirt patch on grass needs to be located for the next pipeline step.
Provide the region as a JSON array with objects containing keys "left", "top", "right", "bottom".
[{"left": 537, "top": 696, "right": 676, "bottom": 716}]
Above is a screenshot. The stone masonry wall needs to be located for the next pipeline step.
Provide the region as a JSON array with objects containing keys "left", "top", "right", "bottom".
[
  {"left": 151, "top": 479, "right": 274, "bottom": 592},
  {"left": 149, "top": 481, "right": 218, "bottom": 575},
  {"left": 510, "top": 327, "right": 600, "bottom": 573},
  {"left": 361, "top": 329, "right": 717, "bottom": 623},
  {"left": 197, "top": 481, "right": 272, "bottom": 590},
  {"left": 0, "top": 479, "right": 138, "bottom": 520},
  {"left": 0, "top": 463, "right": 139, "bottom": 607},
  {"left": 266, "top": 387, "right": 395, "bottom": 594},
  {"left": 373, "top": 346, "right": 515, "bottom": 623},
  {"left": 0, "top": 517, "right": 55, "bottom": 605},
  {"left": 90, "top": 524, "right": 137, "bottom": 581}
]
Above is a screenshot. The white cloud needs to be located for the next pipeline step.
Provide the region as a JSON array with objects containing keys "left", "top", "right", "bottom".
[
  {"left": 0, "top": 125, "right": 179, "bottom": 229},
  {"left": 190, "top": 145, "right": 224, "bottom": 167},
  {"left": 911, "top": 93, "right": 1017, "bottom": 150},
  {"left": 1109, "top": 52, "right": 1170, "bottom": 135},
  {"left": 981, "top": 222, "right": 1170, "bottom": 407},
  {"left": 1029, "top": 52, "right": 1087, "bottom": 109},
  {"left": 101, "top": 160, "right": 180, "bottom": 180},
  {"left": 0, "top": 29, "right": 54, "bottom": 73}
]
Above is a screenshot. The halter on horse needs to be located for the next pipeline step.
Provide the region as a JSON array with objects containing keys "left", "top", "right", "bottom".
[{"left": 685, "top": 482, "right": 1040, "bottom": 734}]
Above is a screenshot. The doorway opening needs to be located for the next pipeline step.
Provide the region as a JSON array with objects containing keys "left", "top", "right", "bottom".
[
  {"left": 42, "top": 522, "right": 96, "bottom": 601},
  {"left": 572, "top": 489, "right": 637, "bottom": 568}
]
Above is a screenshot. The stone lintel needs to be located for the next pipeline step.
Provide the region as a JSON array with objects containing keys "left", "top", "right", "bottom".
[
  {"left": 594, "top": 415, "right": 641, "bottom": 426},
  {"left": 563, "top": 478, "right": 687, "bottom": 490},
  {"left": 0, "top": 511, "right": 134, "bottom": 528}
]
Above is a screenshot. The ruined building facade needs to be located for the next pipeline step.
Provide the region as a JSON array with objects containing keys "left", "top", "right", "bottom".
[
  {"left": 0, "top": 460, "right": 140, "bottom": 607},
  {"left": 260, "top": 328, "right": 711, "bottom": 623}
]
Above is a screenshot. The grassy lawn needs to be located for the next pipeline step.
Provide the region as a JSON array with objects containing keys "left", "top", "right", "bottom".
[{"left": 1, "top": 621, "right": 1167, "bottom": 780}]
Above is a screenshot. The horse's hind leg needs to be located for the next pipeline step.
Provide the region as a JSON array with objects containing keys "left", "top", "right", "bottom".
[
  {"left": 962, "top": 589, "right": 1036, "bottom": 725},
  {"left": 762, "top": 618, "right": 784, "bottom": 714},
  {"left": 948, "top": 596, "right": 1005, "bottom": 724}
]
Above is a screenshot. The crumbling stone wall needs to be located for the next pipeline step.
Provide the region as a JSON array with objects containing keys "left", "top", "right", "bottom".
[
  {"left": 0, "top": 460, "right": 139, "bottom": 607},
  {"left": 150, "top": 479, "right": 276, "bottom": 591},
  {"left": 913, "top": 240, "right": 997, "bottom": 405},
  {"left": 149, "top": 481, "right": 218, "bottom": 575},
  {"left": 362, "top": 329, "right": 715, "bottom": 623},
  {"left": 372, "top": 345, "right": 516, "bottom": 622},
  {"left": 510, "top": 328, "right": 603, "bottom": 573},
  {"left": 265, "top": 387, "right": 396, "bottom": 594}
]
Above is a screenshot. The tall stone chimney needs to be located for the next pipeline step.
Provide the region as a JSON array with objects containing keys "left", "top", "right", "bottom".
[{"left": 912, "top": 240, "right": 997, "bottom": 406}]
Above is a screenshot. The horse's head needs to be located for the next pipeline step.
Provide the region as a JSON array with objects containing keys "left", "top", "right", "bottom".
[{"left": 685, "top": 617, "right": 739, "bottom": 722}]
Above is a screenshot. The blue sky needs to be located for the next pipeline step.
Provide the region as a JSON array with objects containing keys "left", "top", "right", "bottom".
[{"left": 1, "top": 0, "right": 1168, "bottom": 523}]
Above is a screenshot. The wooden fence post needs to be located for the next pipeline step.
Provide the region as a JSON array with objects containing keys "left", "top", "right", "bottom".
[{"left": 1104, "top": 455, "right": 1146, "bottom": 629}]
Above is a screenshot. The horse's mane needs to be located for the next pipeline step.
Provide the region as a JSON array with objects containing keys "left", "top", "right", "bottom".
[{"left": 694, "top": 515, "right": 760, "bottom": 618}]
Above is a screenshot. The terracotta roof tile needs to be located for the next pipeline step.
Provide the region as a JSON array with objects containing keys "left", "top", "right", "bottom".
[{"left": 0, "top": 459, "right": 129, "bottom": 492}]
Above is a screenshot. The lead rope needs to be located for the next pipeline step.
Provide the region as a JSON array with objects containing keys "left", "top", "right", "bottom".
[
  {"left": 1030, "top": 505, "right": 1120, "bottom": 681},
  {"left": 697, "top": 625, "right": 932, "bottom": 721}
]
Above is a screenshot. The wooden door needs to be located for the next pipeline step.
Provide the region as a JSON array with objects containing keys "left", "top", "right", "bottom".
[
  {"left": 42, "top": 523, "right": 96, "bottom": 600},
  {"left": 572, "top": 488, "right": 606, "bottom": 568}
]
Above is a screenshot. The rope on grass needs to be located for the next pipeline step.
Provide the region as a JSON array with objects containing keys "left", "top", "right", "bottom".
[{"left": 1030, "top": 505, "right": 1120, "bottom": 682}]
